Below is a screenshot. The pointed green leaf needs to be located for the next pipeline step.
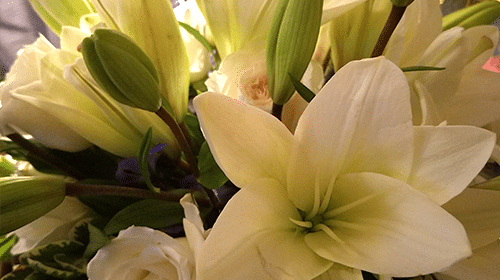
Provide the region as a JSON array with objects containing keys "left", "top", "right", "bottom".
[
  {"left": 289, "top": 73, "right": 315, "bottom": 102},
  {"left": 138, "top": 127, "right": 159, "bottom": 193},
  {"left": 103, "top": 199, "right": 184, "bottom": 235},
  {"left": 401, "top": 66, "right": 446, "bottom": 72},
  {"left": 83, "top": 224, "right": 110, "bottom": 260},
  {"left": 197, "top": 142, "right": 228, "bottom": 189},
  {"left": 0, "top": 234, "right": 18, "bottom": 261}
]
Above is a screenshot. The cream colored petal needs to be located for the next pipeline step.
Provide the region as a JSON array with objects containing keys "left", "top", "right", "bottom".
[
  {"left": 438, "top": 240, "right": 500, "bottom": 280},
  {"left": 443, "top": 188, "right": 500, "bottom": 249},
  {"left": 313, "top": 263, "right": 363, "bottom": 280},
  {"left": 443, "top": 26, "right": 500, "bottom": 127},
  {"left": 305, "top": 172, "right": 471, "bottom": 277},
  {"left": 384, "top": 0, "right": 443, "bottom": 67},
  {"left": 408, "top": 126, "right": 495, "bottom": 205},
  {"left": 197, "top": 178, "right": 332, "bottom": 280},
  {"left": 60, "top": 26, "right": 88, "bottom": 55},
  {"left": 193, "top": 92, "right": 293, "bottom": 187},
  {"left": 321, "top": 0, "right": 367, "bottom": 24},
  {"left": 288, "top": 57, "right": 413, "bottom": 212}
]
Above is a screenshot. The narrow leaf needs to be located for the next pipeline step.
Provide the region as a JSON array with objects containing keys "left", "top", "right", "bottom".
[
  {"left": 197, "top": 142, "right": 228, "bottom": 189},
  {"left": 0, "top": 234, "right": 18, "bottom": 261},
  {"left": 137, "top": 127, "right": 160, "bottom": 193},
  {"left": 178, "top": 21, "right": 214, "bottom": 54},
  {"left": 103, "top": 199, "right": 184, "bottom": 235},
  {"left": 289, "top": 73, "right": 315, "bottom": 102},
  {"left": 401, "top": 66, "right": 446, "bottom": 72}
]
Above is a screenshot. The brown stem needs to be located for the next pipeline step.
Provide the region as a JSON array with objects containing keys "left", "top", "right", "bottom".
[
  {"left": 155, "top": 107, "right": 200, "bottom": 177},
  {"left": 272, "top": 103, "right": 283, "bottom": 121},
  {"left": 65, "top": 182, "right": 211, "bottom": 207},
  {"left": 1, "top": 261, "right": 12, "bottom": 278},
  {"left": 6, "top": 134, "right": 85, "bottom": 180},
  {"left": 371, "top": 5, "right": 407, "bottom": 57},
  {"left": 180, "top": 122, "right": 196, "bottom": 153}
]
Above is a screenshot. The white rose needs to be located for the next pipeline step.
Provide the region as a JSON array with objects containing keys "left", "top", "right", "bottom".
[{"left": 87, "top": 194, "right": 208, "bottom": 280}]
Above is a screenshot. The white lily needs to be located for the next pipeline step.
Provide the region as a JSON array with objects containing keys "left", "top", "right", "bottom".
[
  {"left": 195, "top": 0, "right": 366, "bottom": 59},
  {"left": 384, "top": 0, "right": 500, "bottom": 127},
  {"left": 1, "top": 25, "right": 179, "bottom": 158},
  {"left": 194, "top": 57, "right": 495, "bottom": 279}
]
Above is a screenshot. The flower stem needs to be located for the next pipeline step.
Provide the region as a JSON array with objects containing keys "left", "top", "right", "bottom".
[
  {"left": 155, "top": 107, "right": 200, "bottom": 177},
  {"left": 65, "top": 182, "right": 212, "bottom": 207},
  {"left": 6, "top": 133, "right": 85, "bottom": 180},
  {"left": 371, "top": 5, "right": 407, "bottom": 57},
  {"left": 272, "top": 103, "right": 283, "bottom": 120}
]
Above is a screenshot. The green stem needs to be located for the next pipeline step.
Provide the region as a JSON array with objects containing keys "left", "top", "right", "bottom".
[
  {"left": 6, "top": 134, "right": 85, "bottom": 180},
  {"left": 155, "top": 107, "right": 200, "bottom": 177},
  {"left": 65, "top": 182, "right": 211, "bottom": 207},
  {"left": 272, "top": 103, "right": 283, "bottom": 121},
  {"left": 371, "top": 5, "right": 407, "bottom": 57}
]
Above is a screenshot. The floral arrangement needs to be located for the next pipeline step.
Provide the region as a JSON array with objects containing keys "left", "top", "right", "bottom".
[{"left": 1, "top": 0, "right": 500, "bottom": 279}]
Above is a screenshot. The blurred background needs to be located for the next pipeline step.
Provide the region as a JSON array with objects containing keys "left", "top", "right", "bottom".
[{"left": 0, "top": 0, "right": 499, "bottom": 81}]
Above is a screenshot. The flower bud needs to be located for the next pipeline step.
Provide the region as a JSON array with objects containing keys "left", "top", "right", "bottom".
[
  {"left": 267, "top": 0, "right": 323, "bottom": 105},
  {"left": 443, "top": 1, "right": 500, "bottom": 31},
  {"left": 27, "top": 0, "right": 96, "bottom": 35},
  {"left": 91, "top": 0, "right": 190, "bottom": 122},
  {"left": 81, "top": 28, "right": 162, "bottom": 112},
  {"left": 0, "top": 176, "right": 66, "bottom": 235}
]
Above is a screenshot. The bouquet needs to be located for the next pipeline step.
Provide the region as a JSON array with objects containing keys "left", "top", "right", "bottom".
[{"left": 1, "top": 0, "right": 500, "bottom": 279}]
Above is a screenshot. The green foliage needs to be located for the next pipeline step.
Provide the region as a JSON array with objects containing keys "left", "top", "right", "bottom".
[
  {"left": 103, "top": 199, "right": 185, "bottom": 235},
  {"left": 138, "top": 127, "right": 160, "bottom": 193},
  {"left": 289, "top": 73, "right": 315, "bottom": 103},
  {"left": 197, "top": 142, "right": 228, "bottom": 189},
  {"left": 183, "top": 114, "right": 205, "bottom": 154},
  {"left": 0, "top": 234, "right": 18, "bottom": 261},
  {"left": 401, "top": 66, "right": 446, "bottom": 72}
]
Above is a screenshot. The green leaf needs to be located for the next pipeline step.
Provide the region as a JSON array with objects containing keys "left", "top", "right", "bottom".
[
  {"left": 183, "top": 114, "right": 205, "bottom": 154},
  {"left": 0, "top": 234, "right": 18, "bottom": 261},
  {"left": 197, "top": 142, "right": 228, "bottom": 189},
  {"left": 77, "top": 195, "right": 141, "bottom": 218},
  {"left": 83, "top": 224, "right": 110, "bottom": 260},
  {"left": 138, "top": 127, "right": 160, "bottom": 193},
  {"left": 401, "top": 66, "right": 446, "bottom": 72},
  {"left": 103, "top": 199, "right": 184, "bottom": 235},
  {"left": 20, "top": 241, "right": 86, "bottom": 279},
  {"left": 0, "top": 267, "right": 35, "bottom": 280},
  {"left": 289, "top": 73, "right": 315, "bottom": 102},
  {"left": 178, "top": 22, "right": 214, "bottom": 55},
  {"left": 470, "top": 175, "right": 500, "bottom": 191}
]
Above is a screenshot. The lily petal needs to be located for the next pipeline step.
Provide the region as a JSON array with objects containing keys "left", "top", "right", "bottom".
[
  {"left": 193, "top": 92, "right": 293, "bottom": 187},
  {"left": 408, "top": 126, "right": 495, "bottom": 205},
  {"left": 288, "top": 57, "right": 413, "bottom": 212},
  {"left": 443, "top": 188, "right": 500, "bottom": 249},
  {"left": 384, "top": 0, "right": 443, "bottom": 67},
  {"left": 321, "top": 0, "right": 367, "bottom": 25},
  {"left": 196, "top": 178, "right": 332, "bottom": 280},
  {"left": 304, "top": 172, "right": 471, "bottom": 277},
  {"left": 313, "top": 263, "right": 363, "bottom": 280}
]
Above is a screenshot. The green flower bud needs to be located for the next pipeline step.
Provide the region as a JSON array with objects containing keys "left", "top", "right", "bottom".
[
  {"left": 267, "top": 0, "right": 323, "bottom": 105},
  {"left": 27, "top": 0, "right": 96, "bottom": 35},
  {"left": 0, "top": 176, "right": 66, "bottom": 235},
  {"left": 443, "top": 1, "right": 500, "bottom": 31},
  {"left": 81, "top": 28, "right": 162, "bottom": 112}
]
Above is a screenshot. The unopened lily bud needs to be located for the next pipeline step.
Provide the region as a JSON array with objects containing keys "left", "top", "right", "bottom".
[
  {"left": 81, "top": 28, "right": 162, "bottom": 112},
  {"left": 27, "top": 0, "right": 96, "bottom": 35},
  {"left": 267, "top": 0, "right": 323, "bottom": 105},
  {"left": 390, "top": 0, "right": 415, "bottom": 7},
  {"left": 443, "top": 1, "right": 500, "bottom": 31},
  {"left": 0, "top": 176, "right": 66, "bottom": 235},
  {"left": 91, "top": 0, "right": 190, "bottom": 122}
]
